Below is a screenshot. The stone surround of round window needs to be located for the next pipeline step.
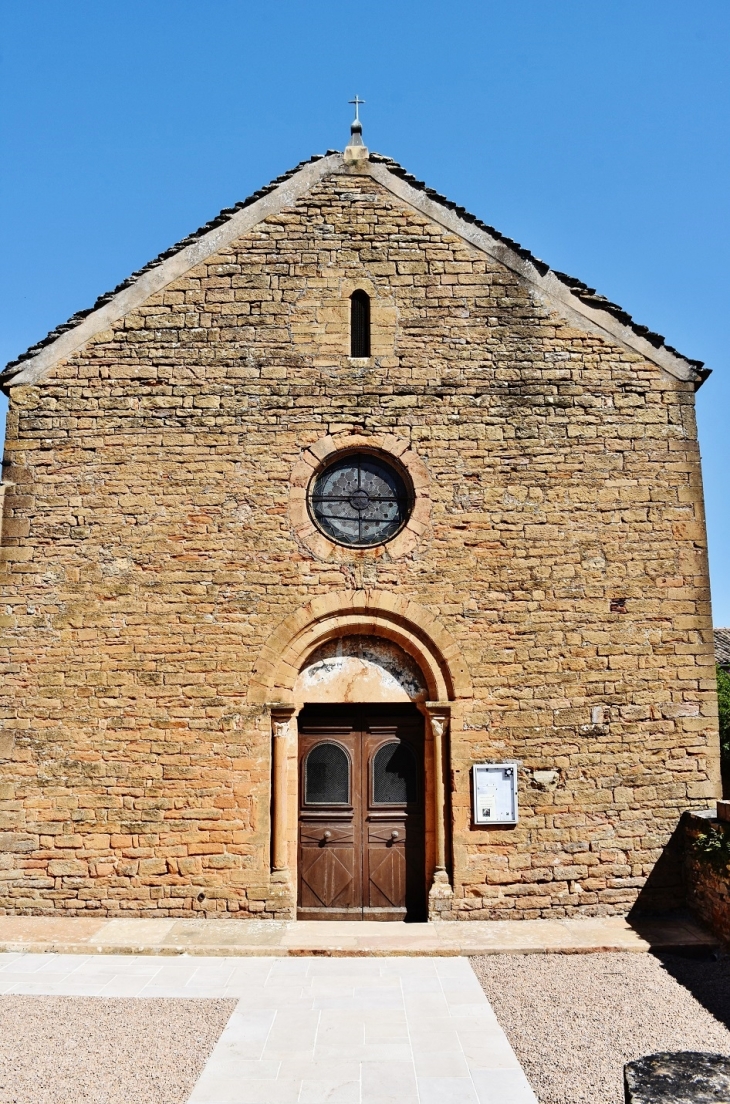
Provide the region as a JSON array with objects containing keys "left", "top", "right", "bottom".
[
  {"left": 288, "top": 432, "right": 431, "bottom": 562},
  {"left": 308, "top": 452, "right": 412, "bottom": 549}
]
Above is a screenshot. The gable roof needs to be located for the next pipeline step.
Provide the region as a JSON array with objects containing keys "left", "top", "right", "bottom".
[{"left": 1, "top": 149, "right": 708, "bottom": 390}]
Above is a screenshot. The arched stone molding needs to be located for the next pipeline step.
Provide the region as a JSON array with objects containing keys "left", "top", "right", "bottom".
[
  {"left": 250, "top": 591, "right": 470, "bottom": 920},
  {"left": 288, "top": 432, "right": 431, "bottom": 561},
  {"left": 248, "top": 590, "right": 471, "bottom": 706}
]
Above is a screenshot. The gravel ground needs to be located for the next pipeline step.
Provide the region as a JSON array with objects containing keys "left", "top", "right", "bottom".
[
  {"left": 0, "top": 997, "right": 236, "bottom": 1104},
  {"left": 472, "top": 951, "right": 730, "bottom": 1104}
]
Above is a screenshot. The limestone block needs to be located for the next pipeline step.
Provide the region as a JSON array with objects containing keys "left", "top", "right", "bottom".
[
  {"left": 48, "top": 860, "right": 88, "bottom": 876},
  {"left": 532, "top": 770, "right": 560, "bottom": 792}
]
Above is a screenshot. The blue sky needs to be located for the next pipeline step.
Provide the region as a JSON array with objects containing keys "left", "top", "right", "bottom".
[{"left": 1, "top": 1, "right": 729, "bottom": 620}]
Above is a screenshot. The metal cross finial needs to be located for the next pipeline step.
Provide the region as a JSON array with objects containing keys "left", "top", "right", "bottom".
[
  {"left": 346, "top": 95, "right": 367, "bottom": 156},
  {"left": 349, "top": 95, "right": 365, "bottom": 122}
]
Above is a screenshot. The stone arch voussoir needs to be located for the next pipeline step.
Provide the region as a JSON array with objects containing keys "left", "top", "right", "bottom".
[{"left": 247, "top": 590, "right": 472, "bottom": 705}]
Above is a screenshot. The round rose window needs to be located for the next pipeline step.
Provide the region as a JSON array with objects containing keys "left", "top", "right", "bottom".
[{"left": 308, "top": 452, "right": 411, "bottom": 548}]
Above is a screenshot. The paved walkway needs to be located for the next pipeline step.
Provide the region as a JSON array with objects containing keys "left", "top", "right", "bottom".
[
  {"left": 0, "top": 952, "right": 537, "bottom": 1103},
  {"left": 0, "top": 912, "right": 716, "bottom": 957}
]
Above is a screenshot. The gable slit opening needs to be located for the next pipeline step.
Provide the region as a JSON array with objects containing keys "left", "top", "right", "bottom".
[{"left": 350, "top": 290, "right": 371, "bottom": 357}]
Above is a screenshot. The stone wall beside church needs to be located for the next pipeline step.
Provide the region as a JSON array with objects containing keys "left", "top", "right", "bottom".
[{"left": 0, "top": 169, "right": 720, "bottom": 919}]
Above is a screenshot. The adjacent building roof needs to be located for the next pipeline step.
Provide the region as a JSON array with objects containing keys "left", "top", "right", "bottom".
[
  {"left": 1, "top": 146, "right": 709, "bottom": 390},
  {"left": 715, "top": 629, "right": 730, "bottom": 670}
]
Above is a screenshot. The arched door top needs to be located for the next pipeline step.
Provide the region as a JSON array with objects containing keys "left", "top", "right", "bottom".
[
  {"left": 247, "top": 590, "right": 472, "bottom": 705},
  {"left": 295, "top": 635, "right": 429, "bottom": 704}
]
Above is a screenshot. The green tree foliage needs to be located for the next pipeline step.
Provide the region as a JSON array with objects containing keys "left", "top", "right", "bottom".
[
  {"left": 717, "top": 665, "right": 730, "bottom": 791},
  {"left": 692, "top": 822, "right": 730, "bottom": 871}
]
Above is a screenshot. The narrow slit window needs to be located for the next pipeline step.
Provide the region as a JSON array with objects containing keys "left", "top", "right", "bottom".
[{"left": 350, "top": 290, "right": 371, "bottom": 357}]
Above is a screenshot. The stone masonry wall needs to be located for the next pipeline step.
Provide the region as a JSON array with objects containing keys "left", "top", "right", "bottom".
[
  {"left": 684, "top": 812, "right": 730, "bottom": 944},
  {"left": 0, "top": 167, "right": 720, "bottom": 918}
]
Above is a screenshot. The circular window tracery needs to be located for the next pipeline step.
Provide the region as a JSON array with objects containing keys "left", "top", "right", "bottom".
[{"left": 308, "top": 452, "right": 411, "bottom": 548}]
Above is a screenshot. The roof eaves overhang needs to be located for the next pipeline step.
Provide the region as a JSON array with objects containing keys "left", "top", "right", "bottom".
[
  {"left": 1, "top": 153, "right": 343, "bottom": 390},
  {"left": 368, "top": 161, "right": 707, "bottom": 388}
]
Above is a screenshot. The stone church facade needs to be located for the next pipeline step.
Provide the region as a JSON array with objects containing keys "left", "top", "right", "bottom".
[{"left": 0, "top": 121, "right": 720, "bottom": 921}]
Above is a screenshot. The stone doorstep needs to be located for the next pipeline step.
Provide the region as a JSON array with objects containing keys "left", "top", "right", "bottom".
[{"left": 0, "top": 914, "right": 718, "bottom": 957}]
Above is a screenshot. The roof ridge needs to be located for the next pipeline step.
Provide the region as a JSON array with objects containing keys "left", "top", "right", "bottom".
[{"left": 3, "top": 149, "right": 706, "bottom": 381}]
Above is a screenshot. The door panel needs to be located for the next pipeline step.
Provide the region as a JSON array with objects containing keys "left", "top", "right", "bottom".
[
  {"left": 362, "top": 714, "right": 425, "bottom": 921},
  {"left": 297, "top": 715, "right": 361, "bottom": 920},
  {"left": 297, "top": 704, "right": 425, "bottom": 921},
  {"left": 365, "top": 829, "right": 406, "bottom": 910},
  {"left": 299, "top": 818, "right": 356, "bottom": 910},
  {"left": 300, "top": 843, "right": 356, "bottom": 910}
]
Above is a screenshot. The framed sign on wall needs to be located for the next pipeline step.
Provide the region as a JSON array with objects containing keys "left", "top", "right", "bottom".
[{"left": 471, "top": 763, "right": 518, "bottom": 825}]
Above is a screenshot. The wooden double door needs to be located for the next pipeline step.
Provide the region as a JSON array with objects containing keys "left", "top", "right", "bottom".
[{"left": 298, "top": 704, "right": 426, "bottom": 921}]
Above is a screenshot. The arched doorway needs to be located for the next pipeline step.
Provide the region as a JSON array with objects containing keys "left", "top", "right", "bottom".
[{"left": 249, "top": 590, "right": 472, "bottom": 921}]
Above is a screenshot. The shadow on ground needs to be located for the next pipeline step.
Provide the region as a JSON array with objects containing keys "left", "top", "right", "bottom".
[{"left": 653, "top": 949, "right": 730, "bottom": 1033}]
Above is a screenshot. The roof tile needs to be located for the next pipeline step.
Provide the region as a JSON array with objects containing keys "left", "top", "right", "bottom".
[{"left": 715, "top": 629, "right": 730, "bottom": 669}]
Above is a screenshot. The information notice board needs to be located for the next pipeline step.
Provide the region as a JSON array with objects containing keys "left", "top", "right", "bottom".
[{"left": 471, "top": 763, "right": 518, "bottom": 825}]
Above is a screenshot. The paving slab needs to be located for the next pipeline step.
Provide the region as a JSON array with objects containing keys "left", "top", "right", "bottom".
[
  {"left": 184, "top": 957, "right": 538, "bottom": 1104},
  {"left": 0, "top": 952, "right": 538, "bottom": 1104},
  {"left": 0, "top": 912, "right": 716, "bottom": 957}
]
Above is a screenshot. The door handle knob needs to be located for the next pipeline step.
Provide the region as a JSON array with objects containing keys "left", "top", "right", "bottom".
[
  {"left": 323, "top": 831, "right": 332, "bottom": 842},
  {"left": 390, "top": 830, "right": 400, "bottom": 841}
]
